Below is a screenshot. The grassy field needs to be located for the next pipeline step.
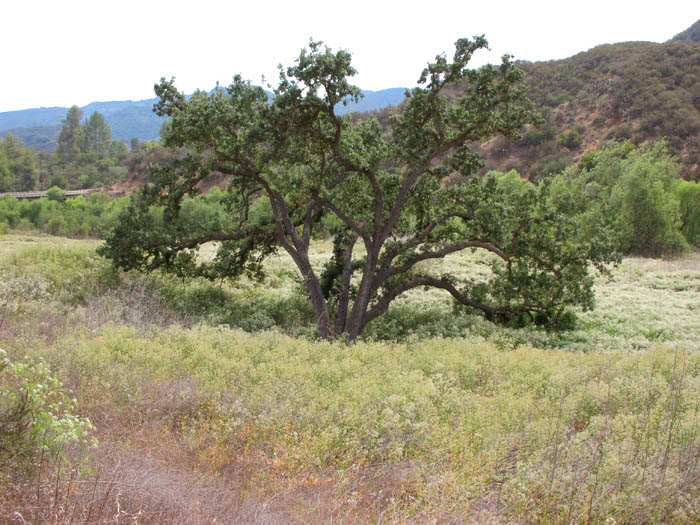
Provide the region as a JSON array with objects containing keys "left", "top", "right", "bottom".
[{"left": 1, "top": 233, "right": 700, "bottom": 523}]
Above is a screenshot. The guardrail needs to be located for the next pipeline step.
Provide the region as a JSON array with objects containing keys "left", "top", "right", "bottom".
[{"left": 0, "top": 189, "right": 99, "bottom": 200}]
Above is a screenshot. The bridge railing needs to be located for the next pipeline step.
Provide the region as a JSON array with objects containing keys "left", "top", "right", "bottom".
[{"left": 0, "top": 189, "right": 99, "bottom": 200}]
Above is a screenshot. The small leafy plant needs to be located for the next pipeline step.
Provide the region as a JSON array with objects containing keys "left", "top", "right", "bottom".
[{"left": 0, "top": 348, "right": 97, "bottom": 469}]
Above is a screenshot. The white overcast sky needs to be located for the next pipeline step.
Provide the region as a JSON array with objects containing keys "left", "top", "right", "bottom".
[{"left": 1, "top": 0, "right": 697, "bottom": 113}]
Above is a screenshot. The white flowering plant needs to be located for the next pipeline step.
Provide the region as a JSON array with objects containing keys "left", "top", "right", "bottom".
[{"left": 0, "top": 348, "right": 97, "bottom": 468}]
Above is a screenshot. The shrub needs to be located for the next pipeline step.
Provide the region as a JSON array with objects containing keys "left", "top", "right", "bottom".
[
  {"left": 607, "top": 123, "right": 633, "bottom": 141},
  {"left": 529, "top": 153, "right": 573, "bottom": 181},
  {"left": 51, "top": 326, "right": 700, "bottom": 522},
  {"left": 592, "top": 115, "right": 606, "bottom": 128},
  {"left": 47, "top": 216, "right": 66, "bottom": 236},
  {"left": 577, "top": 151, "right": 598, "bottom": 171},
  {"left": 557, "top": 129, "right": 583, "bottom": 150},
  {"left": 0, "top": 196, "right": 21, "bottom": 227},
  {"left": 0, "top": 194, "right": 130, "bottom": 238},
  {"left": 550, "top": 140, "right": 691, "bottom": 257},
  {"left": 487, "top": 169, "right": 533, "bottom": 195},
  {"left": 610, "top": 142, "right": 688, "bottom": 256},
  {"left": 523, "top": 129, "right": 545, "bottom": 146},
  {"left": 46, "top": 186, "right": 65, "bottom": 202},
  {"left": 673, "top": 179, "right": 700, "bottom": 246},
  {"left": 543, "top": 91, "right": 568, "bottom": 107},
  {"left": 47, "top": 175, "right": 68, "bottom": 189},
  {"left": 4, "top": 243, "right": 120, "bottom": 305},
  {"left": 0, "top": 349, "right": 96, "bottom": 468}
]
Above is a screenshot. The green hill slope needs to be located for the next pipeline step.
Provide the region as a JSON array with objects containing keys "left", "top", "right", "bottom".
[{"left": 478, "top": 23, "right": 700, "bottom": 180}]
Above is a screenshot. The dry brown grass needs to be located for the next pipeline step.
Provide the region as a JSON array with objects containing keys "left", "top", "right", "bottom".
[{"left": 1, "top": 349, "right": 417, "bottom": 524}]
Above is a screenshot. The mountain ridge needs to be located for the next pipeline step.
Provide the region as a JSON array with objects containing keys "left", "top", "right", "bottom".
[{"left": 0, "top": 88, "right": 408, "bottom": 151}]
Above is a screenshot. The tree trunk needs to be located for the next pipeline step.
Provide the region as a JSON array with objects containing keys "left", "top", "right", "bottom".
[
  {"left": 345, "top": 256, "right": 378, "bottom": 341},
  {"left": 307, "top": 279, "right": 332, "bottom": 339},
  {"left": 298, "top": 261, "right": 331, "bottom": 339},
  {"left": 281, "top": 242, "right": 332, "bottom": 339}
]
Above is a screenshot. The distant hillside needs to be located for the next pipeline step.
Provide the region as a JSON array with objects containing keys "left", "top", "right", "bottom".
[
  {"left": 0, "top": 98, "right": 162, "bottom": 151},
  {"left": 0, "top": 88, "right": 407, "bottom": 152},
  {"left": 336, "top": 88, "right": 406, "bottom": 114},
  {"left": 1, "top": 124, "right": 61, "bottom": 152},
  {"left": 476, "top": 25, "right": 700, "bottom": 180}
]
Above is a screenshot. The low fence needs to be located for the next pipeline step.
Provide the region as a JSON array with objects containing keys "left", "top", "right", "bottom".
[{"left": 0, "top": 189, "right": 98, "bottom": 201}]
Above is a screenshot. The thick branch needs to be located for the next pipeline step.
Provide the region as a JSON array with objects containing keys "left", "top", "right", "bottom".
[
  {"left": 380, "top": 239, "right": 508, "bottom": 283},
  {"left": 301, "top": 197, "right": 321, "bottom": 247},
  {"left": 379, "top": 131, "right": 472, "bottom": 244},
  {"left": 252, "top": 171, "right": 302, "bottom": 258},
  {"left": 318, "top": 198, "right": 370, "bottom": 243},
  {"left": 380, "top": 213, "right": 455, "bottom": 267},
  {"left": 362, "top": 275, "right": 503, "bottom": 329},
  {"left": 159, "top": 229, "right": 273, "bottom": 254}
]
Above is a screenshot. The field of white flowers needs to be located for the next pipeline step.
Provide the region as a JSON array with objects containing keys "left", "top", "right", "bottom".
[{"left": 2, "top": 234, "right": 699, "bottom": 523}]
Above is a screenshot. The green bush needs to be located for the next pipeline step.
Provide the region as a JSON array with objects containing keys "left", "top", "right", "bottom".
[
  {"left": 577, "top": 151, "right": 597, "bottom": 171},
  {"left": 5, "top": 244, "right": 120, "bottom": 305},
  {"left": 46, "top": 185, "right": 65, "bottom": 202},
  {"left": 0, "top": 194, "right": 130, "bottom": 238},
  {"left": 549, "top": 140, "right": 690, "bottom": 257},
  {"left": 557, "top": 129, "right": 583, "bottom": 150},
  {"left": 487, "top": 169, "right": 533, "bottom": 195},
  {"left": 0, "top": 196, "right": 21, "bottom": 227},
  {"left": 48, "top": 175, "right": 68, "bottom": 189},
  {"left": 0, "top": 349, "right": 97, "bottom": 468},
  {"left": 607, "top": 123, "right": 634, "bottom": 141},
  {"left": 523, "top": 129, "right": 545, "bottom": 146},
  {"left": 47, "top": 216, "right": 66, "bottom": 236},
  {"left": 610, "top": 143, "right": 688, "bottom": 256},
  {"left": 529, "top": 153, "right": 573, "bottom": 181},
  {"left": 673, "top": 179, "right": 700, "bottom": 246}
]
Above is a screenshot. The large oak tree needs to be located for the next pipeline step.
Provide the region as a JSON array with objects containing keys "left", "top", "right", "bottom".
[{"left": 100, "top": 37, "right": 616, "bottom": 340}]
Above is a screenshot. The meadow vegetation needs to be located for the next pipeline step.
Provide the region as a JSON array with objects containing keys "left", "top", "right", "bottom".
[{"left": 2, "top": 234, "right": 700, "bottom": 523}]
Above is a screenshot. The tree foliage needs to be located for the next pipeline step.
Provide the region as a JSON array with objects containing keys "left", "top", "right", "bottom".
[
  {"left": 56, "top": 106, "right": 83, "bottom": 164},
  {"left": 557, "top": 129, "right": 582, "bottom": 150},
  {"left": 0, "top": 146, "right": 11, "bottom": 192},
  {"left": 100, "top": 38, "right": 618, "bottom": 340},
  {"left": 672, "top": 178, "right": 700, "bottom": 247},
  {"left": 0, "top": 192, "right": 129, "bottom": 237},
  {"left": 82, "top": 111, "right": 112, "bottom": 156},
  {"left": 549, "top": 140, "right": 691, "bottom": 257},
  {"left": 0, "top": 134, "right": 39, "bottom": 191}
]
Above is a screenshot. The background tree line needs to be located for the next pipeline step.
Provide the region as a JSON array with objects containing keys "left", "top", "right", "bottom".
[
  {"left": 491, "top": 140, "right": 700, "bottom": 258},
  {"left": 0, "top": 106, "right": 174, "bottom": 193},
  {"left": 0, "top": 191, "right": 129, "bottom": 237},
  {"left": 1, "top": 74, "right": 698, "bottom": 263},
  {"left": 1, "top": 137, "right": 698, "bottom": 257}
]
